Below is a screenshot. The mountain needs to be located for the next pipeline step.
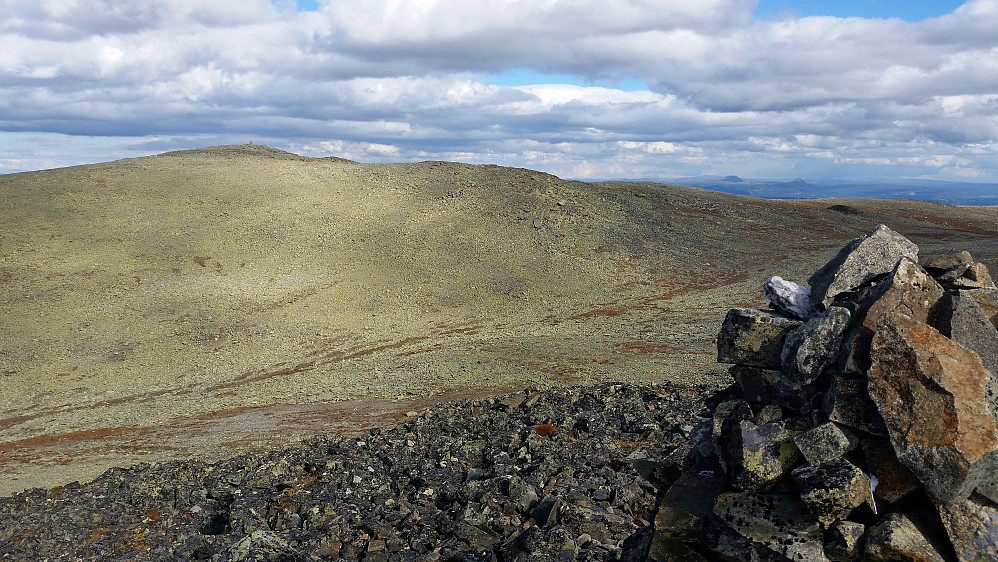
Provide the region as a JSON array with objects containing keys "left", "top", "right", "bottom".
[
  {"left": 669, "top": 175, "right": 998, "bottom": 205},
  {"left": 2, "top": 144, "right": 997, "bottom": 495}
]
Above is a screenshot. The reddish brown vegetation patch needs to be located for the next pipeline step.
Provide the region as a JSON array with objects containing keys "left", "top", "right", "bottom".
[{"left": 534, "top": 424, "right": 557, "bottom": 436}]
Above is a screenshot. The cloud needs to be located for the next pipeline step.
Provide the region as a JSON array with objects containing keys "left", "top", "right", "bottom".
[{"left": 0, "top": 0, "right": 996, "bottom": 181}]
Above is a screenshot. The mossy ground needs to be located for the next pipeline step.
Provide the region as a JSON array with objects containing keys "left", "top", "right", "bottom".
[{"left": 2, "top": 144, "right": 997, "bottom": 495}]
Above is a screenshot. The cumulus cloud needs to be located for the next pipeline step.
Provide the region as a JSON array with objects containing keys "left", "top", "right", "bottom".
[{"left": 0, "top": 0, "right": 996, "bottom": 181}]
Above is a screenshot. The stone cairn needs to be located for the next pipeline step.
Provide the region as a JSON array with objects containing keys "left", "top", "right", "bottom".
[{"left": 650, "top": 224, "right": 998, "bottom": 561}]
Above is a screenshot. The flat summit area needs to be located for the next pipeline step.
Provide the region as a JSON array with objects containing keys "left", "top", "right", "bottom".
[{"left": 2, "top": 144, "right": 997, "bottom": 495}]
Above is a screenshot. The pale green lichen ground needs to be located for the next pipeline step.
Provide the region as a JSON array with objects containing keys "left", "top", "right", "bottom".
[{"left": 2, "top": 144, "right": 997, "bottom": 494}]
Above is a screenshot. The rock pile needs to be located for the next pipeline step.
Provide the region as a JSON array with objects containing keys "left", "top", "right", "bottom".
[{"left": 650, "top": 224, "right": 998, "bottom": 561}]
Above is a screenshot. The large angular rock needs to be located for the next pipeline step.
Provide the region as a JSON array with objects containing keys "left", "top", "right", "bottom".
[
  {"left": 864, "top": 513, "right": 945, "bottom": 562},
  {"left": 938, "top": 290, "right": 998, "bottom": 375},
  {"left": 781, "top": 306, "right": 851, "bottom": 384},
  {"left": 977, "top": 480, "right": 998, "bottom": 505},
  {"left": 647, "top": 536, "right": 711, "bottom": 562},
  {"left": 869, "top": 311, "right": 998, "bottom": 505},
  {"left": 730, "top": 420, "right": 803, "bottom": 492},
  {"left": 824, "top": 520, "right": 865, "bottom": 561},
  {"left": 700, "top": 515, "right": 788, "bottom": 562},
  {"left": 654, "top": 461, "right": 726, "bottom": 540},
  {"left": 936, "top": 261, "right": 995, "bottom": 290},
  {"left": 792, "top": 459, "right": 873, "bottom": 527},
  {"left": 731, "top": 365, "right": 823, "bottom": 411},
  {"left": 923, "top": 250, "right": 974, "bottom": 273},
  {"left": 937, "top": 495, "right": 998, "bottom": 561},
  {"left": 793, "top": 422, "right": 859, "bottom": 467},
  {"left": 712, "top": 492, "right": 828, "bottom": 561},
  {"left": 967, "top": 287, "right": 998, "bottom": 331},
  {"left": 808, "top": 224, "right": 918, "bottom": 308},
  {"left": 861, "top": 439, "right": 921, "bottom": 505},
  {"left": 824, "top": 374, "right": 889, "bottom": 436},
  {"left": 840, "top": 258, "right": 945, "bottom": 374},
  {"left": 763, "top": 275, "right": 812, "bottom": 319},
  {"left": 711, "top": 400, "right": 752, "bottom": 474},
  {"left": 717, "top": 308, "right": 802, "bottom": 369}
]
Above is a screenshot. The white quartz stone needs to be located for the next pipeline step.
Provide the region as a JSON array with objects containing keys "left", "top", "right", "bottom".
[{"left": 764, "top": 276, "right": 812, "bottom": 319}]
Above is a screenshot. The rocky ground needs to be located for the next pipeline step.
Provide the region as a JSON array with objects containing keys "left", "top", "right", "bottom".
[{"left": 0, "top": 380, "right": 720, "bottom": 561}]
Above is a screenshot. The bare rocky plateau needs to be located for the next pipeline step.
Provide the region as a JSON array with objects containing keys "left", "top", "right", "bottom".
[{"left": 1, "top": 145, "right": 998, "bottom": 559}]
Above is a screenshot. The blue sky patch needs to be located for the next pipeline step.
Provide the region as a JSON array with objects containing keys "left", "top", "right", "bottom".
[
  {"left": 754, "top": 0, "right": 965, "bottom": 21},
  {"left": 486, "top": 69, "right": 649, "bottom": 91}
]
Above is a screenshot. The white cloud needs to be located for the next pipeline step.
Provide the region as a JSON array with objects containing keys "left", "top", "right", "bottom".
[{"left": 0, "top": 0, "right": 995, "bottom": 182}]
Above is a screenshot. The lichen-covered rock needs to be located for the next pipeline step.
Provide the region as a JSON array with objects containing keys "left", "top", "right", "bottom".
[
  {"left": 793, "top": 422, "right": 859, "bottom": 467},
  {"left": 792, "top": 459, "right": 873, "bottom": 527},
  {"left": 869, "top": 311, "right": 998, "bottom": 506},
  {"left": 731, "top": 365, "right": 823, "bottom": 411},
  {"left": 717, "top": 308, "right": 802, "bottom": 369},
  {"left": 808, "top": 224, "right": 919, "bottom": 309},
  {"left": 839, "top": 258, "right": 944, "bottom": 374},
  {"left": 823, "top": 374, "right": 889, "bottom": 436},
  {"left": 730, "top": 420, "right": 803, "bottom": 492},
  {"left": 937, "top": 494, "right": 998, "bottom": 561},
  {"left": 700, "top": 515, "right": 789, "bottom": 562},
  {"left": 763, "top": 275, "right": 812, "bottom": 319},
  {"left": 712, "top": 491, "right": 828, "bottom": 561},
  {"left": 861, "top": 439, "right": 921, "bottom": 505},
  {"left": 781, "top": 306, "right": 851, "bottom": 384},
  {"left": 864, "top": 513, "right": 945, "bottom": 562},
  {"left": 825, "top": 520, "right": 865, "bottom": 561}
]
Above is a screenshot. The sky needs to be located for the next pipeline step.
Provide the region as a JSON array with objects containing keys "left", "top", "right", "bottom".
[{"left": 1, "top": 0, "right": 996, "bottom": 183}]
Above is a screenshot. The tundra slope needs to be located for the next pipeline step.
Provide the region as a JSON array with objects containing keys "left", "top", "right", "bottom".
[{"left": 2, "top": 144, "right": 997, "bottom": 495}]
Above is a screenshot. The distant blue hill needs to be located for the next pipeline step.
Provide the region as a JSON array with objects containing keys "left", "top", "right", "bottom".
[{"left": 659, "top": 176, "right": 998, "bottom": 206}]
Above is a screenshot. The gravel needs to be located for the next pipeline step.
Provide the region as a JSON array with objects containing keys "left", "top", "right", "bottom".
[{"left": 0, "top": 381, "right": 716, "bottom": 561}]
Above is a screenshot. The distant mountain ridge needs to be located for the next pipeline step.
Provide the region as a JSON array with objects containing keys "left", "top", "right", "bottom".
[{"left": 661, "top": 176, "right": 998, "bottom": 206}]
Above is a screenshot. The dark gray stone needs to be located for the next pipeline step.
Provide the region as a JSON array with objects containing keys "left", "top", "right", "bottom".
[
  {"left": 717, "top": 308, "right": 802, "bottom": 369},
  {"left": 923, "top": 250, "right": 974, "bottom": 273},
  {"left": 936, "top": 261, "right": 996, "bottom": 290},
  {"left": 731, "top": 364, "right": 823, "bottom": 411},
  {"left": 793, "top": 422, "right": 859, "bottom": 467},
  {"left": 861, "top": 439, "right": 921, "bottom": 505},
  {"left": 808, "top": 224, "right": 918, "bottom": 308},
  {"left": 937, "top": 494, "right": 998, "bottom": 561},
  {"left": 792, "top": 459, "right": 873, "bottom": 527},
  {"left": 647, "top": 536, "right": 710, "bottom": 562},
  {"left": 938, "top": 290, "right": 998, "bottom": 375},
  {"left": 824, "top": 520, "right": 865, "bottom": 561},
  {"left": 967, "top": 287, "right": 998, "bottom": 331},
  {"left": 976, "top": 480, "right": 998, "bottom": 505},
  {"left": 653, "top": 462, "right": 725, "bottom": 540},
  {"left": 823, "top": 375, "right": 889, "bottom": 436},
  {"left": 781, "top": 306, "right": 851, "bottom": 385},
  {"left": 864, "top": 513, "right": 945, "bottom": 562},
  {"left": 712, "top": 491, "right": 828, "bottom": 561},
  {"left": 711, "top": 400, "right": 752, "bottom": 475}
]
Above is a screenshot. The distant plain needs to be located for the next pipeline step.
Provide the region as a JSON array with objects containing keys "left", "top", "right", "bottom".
[{"left": 2, "top": 144, "right": 997, "bottom": 495}]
